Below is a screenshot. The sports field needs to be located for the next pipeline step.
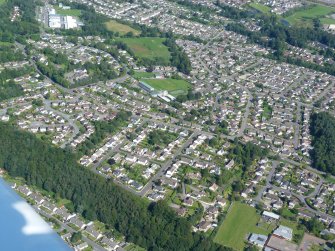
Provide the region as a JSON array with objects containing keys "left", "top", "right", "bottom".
[
  {"left": 105, "top": 20, "right": 141, "bottom": 35},
  {"left": 214, "top": 203, "right": 262, "bottom": 250},
  {"left": 143, "top": 78, "right": 191, "bottom": 96},
  {"left": 54, "top": 6, "right": 81, "bottom": 16},
  {"left": 118, "top": 37, "right": 171, "bottom": 64},
  {"left": 285, "top": 4, "right": 335, "bottom": 26}
]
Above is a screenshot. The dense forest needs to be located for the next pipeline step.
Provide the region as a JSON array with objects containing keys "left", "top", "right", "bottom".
[
  {"left": 310, "top": 112, "right": 335, "bottom": 175},
  {"left": 0, "top": 122, "right": 233, "bottom": 251}
]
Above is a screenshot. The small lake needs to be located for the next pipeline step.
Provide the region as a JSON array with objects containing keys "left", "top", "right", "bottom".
[{"left": 0, "top": 178, "right": 72, "bottom": 251}]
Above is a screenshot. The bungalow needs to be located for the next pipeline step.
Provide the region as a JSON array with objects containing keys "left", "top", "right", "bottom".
[
  {"left": 69, "top": 216, "right": 86, "bottom": 230},
  {"left": 85, "top": 224, "right": 102, "bottom": 240},
  {"left": 183, "top": 197, "right": 194, "bottom": 207},
  {"left": 198, "top": 221, "right": 211, "bottom": 232},
  {"left": 75, "top": 242, "right": 88, "bottom": 251}
]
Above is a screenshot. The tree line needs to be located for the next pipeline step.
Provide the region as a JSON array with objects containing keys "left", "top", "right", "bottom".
[{"left": 310, "top": 112, "right": 335, "bottom": 175}]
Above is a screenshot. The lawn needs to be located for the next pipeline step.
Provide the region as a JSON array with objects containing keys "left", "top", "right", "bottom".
[
  {"left": 142, "top": 78, "right": 191, "bottom": 96},
  {"left": 0, "top": 0, "right": 6, "bottom": 5},
  {"left": 285, "top": 4, "right": 335, "bottom": 26},
  {"left": 214, "top": 202, "right": 263, "bottom": 250},
  {"left": 249, "top": 3, "right": 271, "bottom": 13},
  {"left": 117, "top": 37, "right": 171, "bottom": 64},
  {"left": 54, "top": 6, "right": 81, "bottom": 16},
  {"left": 105, "top": 20, "right": 141, "bottom": 36}
]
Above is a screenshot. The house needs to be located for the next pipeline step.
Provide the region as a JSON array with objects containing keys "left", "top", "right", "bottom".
[
  {"left": 216, "top": 197, "right": 226, "bottom": 207},
  {"left": 75, "top": 242, "right": 88, "bottom": 251},
  {"left": 55, "top": 208, "right": 75, "bottom": 221},
  {"left": 17, "top": 186, "right": 32, "bottom": 196},
  {"left": 183, "top": 197, "right": 194, "bottom": 207},
  {"left": 209, "top": 183, "right": 219, "bottom": 192},
  {"left": 42, "top": 200, "right": 58, "bottom": 213},
  {"left": 329, "top": 221, "right": 335, "bottom": 234},
  {"left": 29, "top": 193, "right": 44, "bottom": 204},
  {"left": 176, "top": 207, "right": 187, "bottom": 217},
  {"left": 69, "top": 216, "right": 86, "bottom": 230},
  {"left": 101, "top": 237, "right": 119, "bottom": 251},
  {"left": 198, "top": 221, "right": 211, "bottom": 232},
  {"left": 225, "top": 159, "right": 235, "bottom": 170},
  {"left": 85, "top": 224, "right": 103, "bottom": 240}
]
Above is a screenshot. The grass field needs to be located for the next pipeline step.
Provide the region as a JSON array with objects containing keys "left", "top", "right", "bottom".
[
  {"left": 320, "top": 17, "right": 335, "bottom": 25},
  {"left": 285, "top": 4, "right": 335, "bottom": 26},
  {"left": 132, "top": 71, "right": 156, "bottom": 79},
  {"left": 54, "top": 6, "right": 81, "bottom": 16},
  {"left": 105, "top": 20, "right": 141, "bottom": 35},
  {"left": 143, "top": 78, "right": 191, "bottom": 96},
  {"left": 0, "top": 0, "right": 6, "bottom": 5},
  {"left": 118, "top": 37, "right": 171, "bottom": 64},
  {"left": 249, "top": 3, "right": 271, "bottom": 13},
  {"left": 214, "top": 202, "right": 270, "bottom": 250}
]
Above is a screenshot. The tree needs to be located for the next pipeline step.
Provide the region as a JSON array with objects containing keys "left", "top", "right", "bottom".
[{"left": 70, "top": 232, "right": 82, "bottom": 243}]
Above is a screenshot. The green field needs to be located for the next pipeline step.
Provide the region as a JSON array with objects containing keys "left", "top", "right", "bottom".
[
  {"left": 105, "top": 20, "right": 141, "bottom": 35},
  {"left": 54, "top": 6, "right": 81, "bottom": 16},
  {"left": 285, "top": 4, "right": 335, "bottom": 26},
  {"left": 214, "top": 203, "right": 268, "bottom": 250},
  {"left": 132, "top": 71, "right": 156, "bottom": 79},
  {"left": 249, "top": 3, "right": 271, "bottom": 13},
  {"left": 0, "top": 0, "right": 6, "bottom": 5},
  {"left": 118, "top": 37, "right": 171, "bottom": 64},
  {"left": 320, "top": 17, "right": 335, "bottom": 25},
  {"left": 143, "top": 78, "right": 191, "bottom": 96}
]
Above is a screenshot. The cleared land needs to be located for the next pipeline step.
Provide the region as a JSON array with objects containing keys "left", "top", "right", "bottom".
[
  {"left": 54, "top": 6, "right": 81, "bottom": 16},
  {"left": 214, "top": 202, "right": 269, "bottom": 250},
  {"left": 105, "top": 20, "right": 141, "bottom": 35},
  {"left": 143, "top": 78, "right": 191, "bottom": 96},
  {"left": 249, "top": 3, "right": 271, "bottom": 13},
  {"left": 118, "top": 37, "right": 171, "bottom": 64},
  {"left": 285, "top": 4, "right": 335, "bottom": 26}
]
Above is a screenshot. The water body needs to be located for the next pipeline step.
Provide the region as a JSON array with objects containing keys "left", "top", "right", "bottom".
[{"left": 0, "top": 178, "right": 72, "bottom": 251}]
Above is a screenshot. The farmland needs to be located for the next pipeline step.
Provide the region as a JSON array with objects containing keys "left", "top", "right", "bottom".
[
  {"left": 117, "top": 37, "right": 171, "bottom": 64},
  {"left": 143, "top": 78, "right": 191, "bottom": 96},
  {"left": 285, "top": 4, "right": 335, "bottom": 26},
  {"left": 105, "top": 20, "right": 141, "bottom": 35}
]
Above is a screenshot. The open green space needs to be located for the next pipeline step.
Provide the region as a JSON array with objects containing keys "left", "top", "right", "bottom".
[
  {"left": 320, "top": 17, "right": 335, "bottom": 25},
  {"left": 0, "top": 0, "right": 6, "bottom": 5},
  {"left": 132, "top": 71, "right": 156, "bottom": 79},
  {"left": 117, "top": 37, "right": 171, "bottom": 64},
  {"left": 214, "top": 202, "right": 267, "bottom": 250},
  {"left": 285, "top": 4, "right": 335, "bottom": 26},
  {"left": 249, "top": 2, "right": 271, "bottom": 13},
  {"left": 54, "top": 6, "right": 81, "bottom": 16},
  {"left": 105, "top": 20, "right": 141, "bottom": 35},
  {"left": 143, "top": 78, "right": 191, "bottom": 96}
]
